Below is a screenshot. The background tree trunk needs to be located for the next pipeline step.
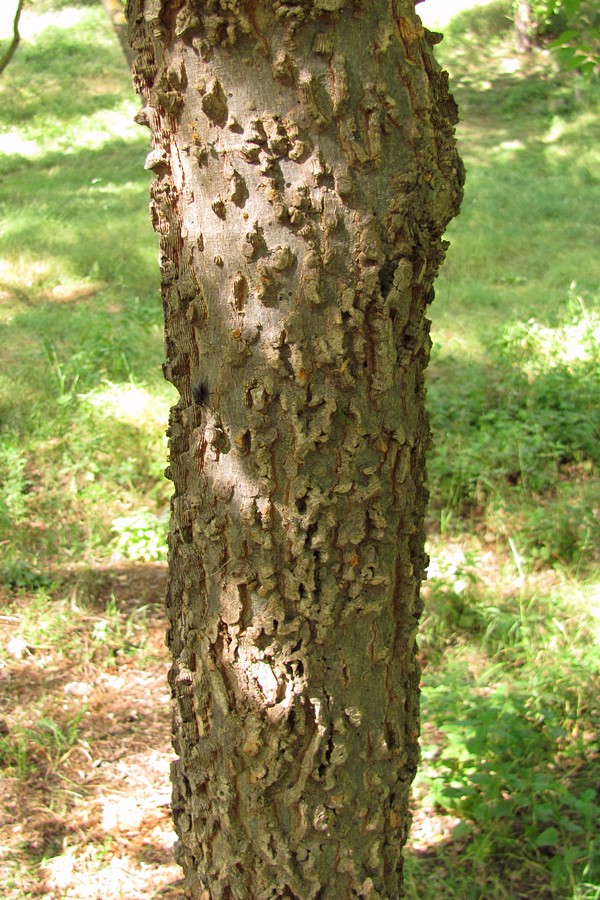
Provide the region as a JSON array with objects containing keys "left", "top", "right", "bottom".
[
  {"left": 515, "top": 1, "right": 533, "bottom": 53},
  {"left": 100, "top": 0, "right": 137, "bottom": 68},
  {"left": 126, "top": 1, "right": 463, "bottom": 896}
]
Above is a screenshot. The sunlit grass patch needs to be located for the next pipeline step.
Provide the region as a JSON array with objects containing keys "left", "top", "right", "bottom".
[
  {"left": 503, "top": 299, "right": 600, "bottom": 369},
  {"left": 0, "top": 365, "right": 174, "bottom": 570},
  {"left": 0, "top": 3, "right": 132, "bottom": 136},
  {"left": 82, "top": 380, "right": 174, "bottom": 431},
  {"left": 0, "top": 98, "right": 142, "bottom": 162}
]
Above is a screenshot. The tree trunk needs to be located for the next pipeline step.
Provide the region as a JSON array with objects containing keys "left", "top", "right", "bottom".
[
  {"left": 515, "top": 0, "right": 533, "bottom": 53},
  {"left": 126, "top": 1, "right": 463, "bottom": 896}
]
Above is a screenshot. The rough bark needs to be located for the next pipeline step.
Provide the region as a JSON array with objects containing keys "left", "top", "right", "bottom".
[{"left": 126, "top": 1, "right": 463, "bottom": 897}]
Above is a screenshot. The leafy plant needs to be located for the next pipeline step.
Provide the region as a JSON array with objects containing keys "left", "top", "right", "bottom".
[
  {"left": 428, "top": 295, "right": 600, "bottom": 568},
  {"left": 110, "top": 508, "right": 167, "bottom": 562},
  {"left": 0, "top": 559, "right": 53, "bottom": 591},
  {"left": 418, "top": 646, "right": 600, "bottom": 894},
  {"left": 538, "top": 1, "right": 600, "bottom": 74}
]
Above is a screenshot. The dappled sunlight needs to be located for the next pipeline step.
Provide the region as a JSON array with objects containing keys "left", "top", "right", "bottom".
[
  {"left": 2, "top": 5, "right": 89, "bottom": 41},
  {"left": 83, "top": 381, "right": 175, "bottom": 430},
  {"left": 0, "top": 132, "right": 39, "bottom": 158},
  {"left": 0, "top": 98, "right": 142, "bottom": 161},
  {"left": 492, "top": 137, "right": 526, "bottom": 160},
  {"left": 542, "top": 112, "right": 600, "bottom": 177},
  {"left": 42, "top": 742, "right": 178, "bottom": 896},
  {"left": 86, "top": 177, "right": 150, "bottom": 196},
  {"left": 0, "top": 258, "right": 57, "bottom": 316},
  {"left": 0, "top": 562, "right": 181, "bottom": 898},
  {"left": 498, "top": 55, "right": 523, "bottom": 74},
  {"left": 505, "top": 305, "right": 600, "bottom": 371},
  {"left": 419, "top": 0, "right": 494, "bottom": 29}
]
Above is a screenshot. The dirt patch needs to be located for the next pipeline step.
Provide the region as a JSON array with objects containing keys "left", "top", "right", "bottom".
[{"left": 0, "top": 563, "right": 183, "bottom": 899}]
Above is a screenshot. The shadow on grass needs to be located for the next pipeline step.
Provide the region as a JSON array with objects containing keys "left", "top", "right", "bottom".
[
  {"left": 0, "top": 135, "right": 166, "bottom": 423},
  {"left": 0, "top": 7, "right": 134, "bottom": 132},
  {"left": 0, "top": 137, "right": 155, "bottom": 291},
  {"left": 434, "top": 17, "right": 600, "bottom": 167}
]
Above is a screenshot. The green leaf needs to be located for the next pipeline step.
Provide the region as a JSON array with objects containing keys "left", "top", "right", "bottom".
[
  {"left": 535, "top": 826, "right": 559, "bottom": 847},
  {"left": 565, "top": 53, "right": 590, "bottom": 70},
  {"left": 452, "top": 820, "right": 474, "bottom": 840},
  {"left": 549, "top": 29, "right": 581, "bottom": 48},
  {"left": 442, "top": 785, "right": 477, "bottom": 799},
  {"left": 561, "top": 0, "right": 583, "bottom": 18}
]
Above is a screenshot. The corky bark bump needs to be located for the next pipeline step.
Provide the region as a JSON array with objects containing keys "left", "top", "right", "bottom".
[{"left": 126, "top": 1, "right": 463, "bottom": 896}]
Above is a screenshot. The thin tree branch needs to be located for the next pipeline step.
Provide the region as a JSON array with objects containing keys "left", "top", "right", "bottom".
[{"left": 0, "top": 0, "right": 26, "bottom": 77}]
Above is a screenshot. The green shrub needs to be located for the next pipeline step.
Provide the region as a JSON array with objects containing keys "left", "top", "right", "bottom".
[
  {"left": 445, "top": 0, "right": 514, "bottom": 41},
  {"left": 429, "top": 300, "right": 600, "bottom": 516}
]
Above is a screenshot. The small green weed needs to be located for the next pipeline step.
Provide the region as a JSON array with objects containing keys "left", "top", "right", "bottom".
[
  {"left": 415, "top": 572, "right": 600, "bottom": 895},
  {"left": 0, "top": 709, "right": 87, "bottom": 778},
  {"left": 26, "top": 709, "right": 87, "bottom": 770},
  {"left": 0, "top": 732, "right": 31, "bottom": 779},
  {"left": 417, "top": 666, "right": 600, "bottom": 894},
  {"left": 0, "top": 559, "right": 53, "bottom": 592}
]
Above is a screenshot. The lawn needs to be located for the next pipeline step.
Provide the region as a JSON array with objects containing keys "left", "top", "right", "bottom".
[{"left": 0, "top": 2, "right": 598, "bottom": 898}]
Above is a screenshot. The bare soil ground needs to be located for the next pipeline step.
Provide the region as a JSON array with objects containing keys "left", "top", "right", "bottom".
[
  {"left": 0, "top": 561, "right": 469, "bottom": 898},
  {"left": 0, "top": 564, "right": 183, "bottom": 899}
]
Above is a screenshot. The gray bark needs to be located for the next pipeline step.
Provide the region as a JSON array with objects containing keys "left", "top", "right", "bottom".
[{"left": 126, "top": 1, "right": 463, "bottom": 896}]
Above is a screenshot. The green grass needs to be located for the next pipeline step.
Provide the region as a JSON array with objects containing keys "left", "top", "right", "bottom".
[
  {"left": 425, "top": 2, "right": 600, "bottom": 570},
  {"left": 408, "top": 567, "right": 600, "bottom": 897},
  {"left": 404, "top": 5, "right": 600, "bottom": 897},
  {"left": 0, "top": 1, "right": 599, "bottom": 898},
  {"left": 0, "top": 2, "right": 175, "bottom": 572}
]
